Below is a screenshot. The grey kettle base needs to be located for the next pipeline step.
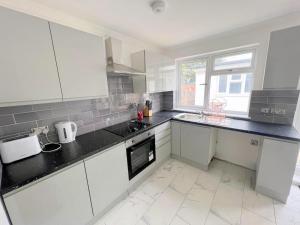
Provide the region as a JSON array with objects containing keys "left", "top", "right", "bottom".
[{"left": 42, "top": 143, "right": 62, "bottom": 153}]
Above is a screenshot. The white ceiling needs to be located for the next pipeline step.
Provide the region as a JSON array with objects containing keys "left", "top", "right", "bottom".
[{"left": 32, "top": 0, "right": 300, "bottom": 47}]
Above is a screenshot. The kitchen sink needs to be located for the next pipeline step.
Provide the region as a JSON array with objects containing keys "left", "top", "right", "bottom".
[{"left": 174, "top": 113, "right": 204, "bottom": 122}]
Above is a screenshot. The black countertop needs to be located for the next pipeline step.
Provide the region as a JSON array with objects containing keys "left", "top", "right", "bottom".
[
  {"left": 168, "top": 112, "right": 300, "bottom": 142},
  {"left": 1, "top": 129, "right": 124, "bottom": 195},
  {"left": 1, "top": 110, "right": 300, "bottom": 195}
]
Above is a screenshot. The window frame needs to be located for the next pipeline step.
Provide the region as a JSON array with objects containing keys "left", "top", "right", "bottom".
[
  {"left": 176, "top": 56, "right": 210, "bottom": 111},
  {"left": 175, "top": 46, "right": 257, "bottom": 116}
]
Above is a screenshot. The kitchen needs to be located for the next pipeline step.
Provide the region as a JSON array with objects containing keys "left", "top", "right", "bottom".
[{"left": 0, "top": 1, "right": 300, "bottom": 225}]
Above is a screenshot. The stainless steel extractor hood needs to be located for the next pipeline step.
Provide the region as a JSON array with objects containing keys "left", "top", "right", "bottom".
[{"left": 105, "top": 37, "right": 145, "bottom": 76}]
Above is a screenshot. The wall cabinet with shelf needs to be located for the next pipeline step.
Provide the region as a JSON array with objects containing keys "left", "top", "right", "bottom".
[{"left": 131, "top": 50, "right": 176, "bottom": 93}]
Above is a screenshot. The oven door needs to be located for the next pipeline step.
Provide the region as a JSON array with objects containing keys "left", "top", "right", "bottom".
[{"left": 127, "top": 135, "right": 156, "bottom": 180}]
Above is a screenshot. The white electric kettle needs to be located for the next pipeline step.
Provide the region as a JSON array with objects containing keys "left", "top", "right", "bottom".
[{"left": 55, "top": 121, "right": 77, "bottom": 144}]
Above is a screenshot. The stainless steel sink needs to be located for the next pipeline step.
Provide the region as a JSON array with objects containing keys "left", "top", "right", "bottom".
[{"left": 174, "top": 113, "right": 204, "bottom": 122}]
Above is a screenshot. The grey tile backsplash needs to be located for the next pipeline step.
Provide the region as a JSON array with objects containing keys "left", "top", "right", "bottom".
[
  {"left": 249, "top": 90, "right": 299, "bottom": 125},
  {"left": 0, "top": 76, "right": 173, "bottom": 141}
]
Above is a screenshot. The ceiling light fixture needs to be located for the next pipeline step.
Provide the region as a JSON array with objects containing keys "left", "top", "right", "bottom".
[{"left": 150, "top": 0, "right": 166, "bottom": 14}]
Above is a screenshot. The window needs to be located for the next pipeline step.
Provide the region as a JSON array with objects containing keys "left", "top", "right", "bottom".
[
  {"left": 177, "top": 48, "right": 256, "bottom": 115},
  {"left": 178, "top": 58, "right": 207, "bottom": 108}
]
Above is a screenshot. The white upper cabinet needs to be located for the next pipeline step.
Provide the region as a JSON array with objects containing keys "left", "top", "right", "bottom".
[
  {"left": 264, "top": 26, "right": 300, "bottom": 89},
  {"left": 132, "top": 50, "right": 176, "bottom": 93},
  {"left": 0, "top": 7, "right": 62, "bottom": 106},
  {"left": 50, "top": 23, "right": 108, "bottom": 100}
]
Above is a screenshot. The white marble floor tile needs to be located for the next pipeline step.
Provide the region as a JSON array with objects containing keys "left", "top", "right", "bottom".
[
  {"left": 170, "top": 165, "right": 200, "bottom": 194},
  {"left": 194, "top": 169, "right": 221, "bottom": 193},
  {"left": 135, "top": 219, "right": 148, "bottom": 225},
  {"left": 187, "top": 186, "right": 215, "bottom": 203},
  {"left": 170, "top": 216, "right": 189, "bottom": 225},
  {"left": 243, "top": 187, "right": 276, "bottom": 222},
  {"left": 274, "top": 202, "right": 300, "bottom": 225},
  {"left": 205, "top": 212, "right": 231, "bottom": 225},
  {"left": 221, "top": 163, "right": 247, "bottom": 191},
  {"left": 274, "top": 185, "right": 300, "bottom": 213},
  {"left": 211, "top": 183, "right": 244, "bottom": 225},
  {"left": 94, "top": 159, "right": 300, "bottom": 225},
  {"left": 240, "top": 209, "right": 276, "bottom": 225},
  {"left": 177, "top": 188, "right": 214, "bottom": 225},
  {"left": 177, "top": 197, "right": 212, "bottom": 225},
  {"left": 208, "top": 159, "right": 227, "bottom": 178},
  {"left": 102, "top": 194, "right": 151, "bottom": 225},
  {"left": 136, "top": 159, "right": 184, "bottom": 200},
  {"left": 273, "top": 185, "right": 300, "bottom": 225},
  {"left": 142, "top": 187, "right": 185, "bottom": 225}
]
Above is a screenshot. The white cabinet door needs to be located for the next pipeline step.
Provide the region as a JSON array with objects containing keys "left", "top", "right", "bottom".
[
  {"left": 180, "top": 123, "right": 214, "bottom": 168},
  {"left": 171, "top": 121, "right": 181, "bottom": 157},
  {"left": 4, "top": 163, "right": 93, "bottom": 225},
  {"left": 256, "top": 138, "right": 299, "bottom": 202},
  {"left": 264, "top": 26, "right": 300, "bottom": 89},
  {"left": 160, "top": 55, "right": 176, "bottom": 92},
  {"left": 50, "top": 23, "right": 108, "bottom": 100},
  {"left": 0, "top": 7, "right": 62, "bottom": 106},
  {"left": 84, "top": 143, "right": 129, "bottom": 216},
  {"left": 132, "top": 50, "right": 175, "bottom": 93},
  {"left": 156, "top": 141, "right": 171, "bottom": 165}
]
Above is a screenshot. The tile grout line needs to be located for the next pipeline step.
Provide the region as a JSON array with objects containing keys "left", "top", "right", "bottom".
[
  {"left": 136, "top": 160, "right": 187, "bottom": 225},
  {"left": 272, "top": 199, "right": 278, "bottom": 225},
  {"left": 203, "top": 163, "right": 225, "bottom": 225},
  {"left": 167, "top": 163, "right": 190, "bottom": 225}
]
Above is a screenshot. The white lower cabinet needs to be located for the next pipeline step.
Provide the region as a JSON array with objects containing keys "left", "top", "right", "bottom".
[
  {"left": 171, "top": 121, "right": 181, "bottom": 157},
  {"left": 256, "top": 138, "right": 299, "bottom": 202},
  {"left": 84, "top": 143, "right": 129, "bottom": 216},
  {"left": 156, "top": 141, "right": 172, "bottom": 165},
  {"left": 4, "top": 162, "right": 93, "bottom": 225},
  {"left": 180, "top": 123, "right": 216, "bottom": 169},
  {"left": 171, "top": 121, "right": 216, "bottom": 169}
]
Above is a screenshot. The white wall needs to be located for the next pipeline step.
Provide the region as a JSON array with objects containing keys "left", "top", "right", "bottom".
[
  {"left": 215, "top": 130, "right": 261, "bottom": 170},
  {"left": 166, "top": 12, "right": 300, "bottom": 90},
  {"left": 166, "top": 13, "right": 300, "bottom": 169},
  {"left": 0, "top": 0, "right": 161, "bottom": 66}
]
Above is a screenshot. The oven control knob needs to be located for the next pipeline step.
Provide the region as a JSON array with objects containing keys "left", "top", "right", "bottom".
[{"left": 132, "top": 140, "right": 135, "bottom": 144}]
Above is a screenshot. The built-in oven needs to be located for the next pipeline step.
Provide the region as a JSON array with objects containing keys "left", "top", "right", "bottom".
[{"left": 126, "top": 129, "right": 156, "bottom": 180}]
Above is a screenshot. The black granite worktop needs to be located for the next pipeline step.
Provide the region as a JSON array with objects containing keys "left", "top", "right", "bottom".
[
  {"left": 1, "top": 129, "right": 124, "bottom": 195},
  {"left": 1, "top": 110, "right": 300, "bottom": 195},
  {"left": 166, "top": 111, "right": 300, "bottom": 142}
]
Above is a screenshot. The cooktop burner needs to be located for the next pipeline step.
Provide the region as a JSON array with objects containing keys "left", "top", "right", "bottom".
[{"left": 104, "top": 120, "right": 151, "bottom": 138}]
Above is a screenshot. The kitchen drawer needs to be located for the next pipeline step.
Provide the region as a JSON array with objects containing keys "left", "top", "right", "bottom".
[
  {"left": 155, "top": 122, "right": 171, "bottom": 134},
  {"left": 155, "top": 128, "right": 171, "bottom": 142},
  {"left": 156, "top": 135, "right": 171, "bottom": 149}
]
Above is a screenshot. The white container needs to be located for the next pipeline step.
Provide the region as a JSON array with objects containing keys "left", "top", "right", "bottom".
[
  {"left": 55, "top": 121, "right": 78, "bottom": 144},
  {"left": 0, "top": 134, "right": 42, "bottom": 164}
]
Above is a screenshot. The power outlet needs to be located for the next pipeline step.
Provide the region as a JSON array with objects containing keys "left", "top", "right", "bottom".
[
  {"left": 31, "top": 126, "right": 48, "bottom": 135},
  {"left": 250, "top": 139, "right": 259, "bottom": 146}
]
